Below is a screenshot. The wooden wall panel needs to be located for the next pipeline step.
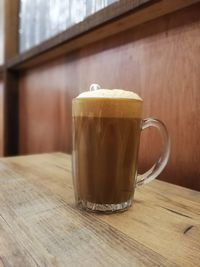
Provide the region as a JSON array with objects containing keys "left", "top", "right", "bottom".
[
  {"left": 0, "top": 0, "right": 4, "bottom": 64},
  {"left": 19, "top": 58, "right": 77, "bottom": 153},
  {"left": 4, "top": 0, "right": 19, "bottom": 60},
  {"left": 0, "top": 80, "right": 4, "bottom": 156},
  {"left": 19, "top": 3, "right": 200, "bottom": 190}
]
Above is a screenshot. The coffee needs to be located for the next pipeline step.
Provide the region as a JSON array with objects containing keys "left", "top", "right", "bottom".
[{"left": 72, "top": 89, "right": 143, "bottom": 205}]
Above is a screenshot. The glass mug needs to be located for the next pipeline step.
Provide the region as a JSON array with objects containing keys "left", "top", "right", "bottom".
[{"left": 72, "top": 84, "right": 170, "bottom": 213}]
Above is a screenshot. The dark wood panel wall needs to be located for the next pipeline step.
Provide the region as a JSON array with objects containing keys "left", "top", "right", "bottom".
[
  {"left": 0, "top": 80, "right": 3, "bottom": 156},
  {"left": 19, "top": 3, "right": 200, "bottom": 190}
]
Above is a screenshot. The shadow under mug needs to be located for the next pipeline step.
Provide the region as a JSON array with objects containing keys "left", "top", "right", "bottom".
[{"left": 72, "top": 90, "right": 170, "bottom": 213}]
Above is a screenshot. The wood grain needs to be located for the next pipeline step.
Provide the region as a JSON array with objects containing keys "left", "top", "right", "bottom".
[
  {"left": 0, "top": 153, "right": 199, "bottom": 267},
  {"left": 6, "top": 0, "right": 199, "bottom": 70},
  {"left": 19, "top": 3, "right": 200, "bottom": 190}
]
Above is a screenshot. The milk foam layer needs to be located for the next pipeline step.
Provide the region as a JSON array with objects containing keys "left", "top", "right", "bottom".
[
  {"left": 73, "top": 89, "right": 143, "bottom": 118},
  {"left": 77, "top": 89, "right": 142, "bottom": 101}
]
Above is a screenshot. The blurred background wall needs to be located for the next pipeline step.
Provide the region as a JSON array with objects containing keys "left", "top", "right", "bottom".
[{"left": 0, "top": 0, "right": 4, "bottom": 64}]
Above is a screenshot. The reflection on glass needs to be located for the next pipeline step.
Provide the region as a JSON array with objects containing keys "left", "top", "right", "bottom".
[{"left": 19, "top": 0, "right": 119, "bottom": 53}]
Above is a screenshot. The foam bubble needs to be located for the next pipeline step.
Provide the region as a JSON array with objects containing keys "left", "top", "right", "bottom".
[
  {"left": 73, "top": 89, "right": 143, "bottom": 118},
  {"left": 77, "top": 89, "right": 142, "bottom": 101}
]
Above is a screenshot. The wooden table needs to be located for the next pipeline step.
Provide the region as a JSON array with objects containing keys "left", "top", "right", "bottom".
[{"left": 0, "top": 153, "right": 199, "bottom": 267}]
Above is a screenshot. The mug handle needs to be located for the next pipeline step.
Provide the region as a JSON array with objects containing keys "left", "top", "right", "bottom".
[{"left": 136, "top": 118, "right": 170, "bottom": 187}]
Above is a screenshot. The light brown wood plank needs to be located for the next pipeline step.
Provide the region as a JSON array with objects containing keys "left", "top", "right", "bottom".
[
  {"left": 0, "top": 153, "right": 199, "bottom": 266},
  {"left": 0, "top": 154, "right": 177, "bottom": 267},
  {"left": 0, "top": 216, "right": 39, "bottom": 267}
]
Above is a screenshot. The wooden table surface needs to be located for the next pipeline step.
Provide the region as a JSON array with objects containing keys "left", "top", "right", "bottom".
[{"left": 0, "top": 153, "right": 199, "bottom": 267}]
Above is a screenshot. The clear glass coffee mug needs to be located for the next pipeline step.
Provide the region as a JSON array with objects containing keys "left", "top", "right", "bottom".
[{"left": 72, "top": 85, "right": 170, "bottom": 213}]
